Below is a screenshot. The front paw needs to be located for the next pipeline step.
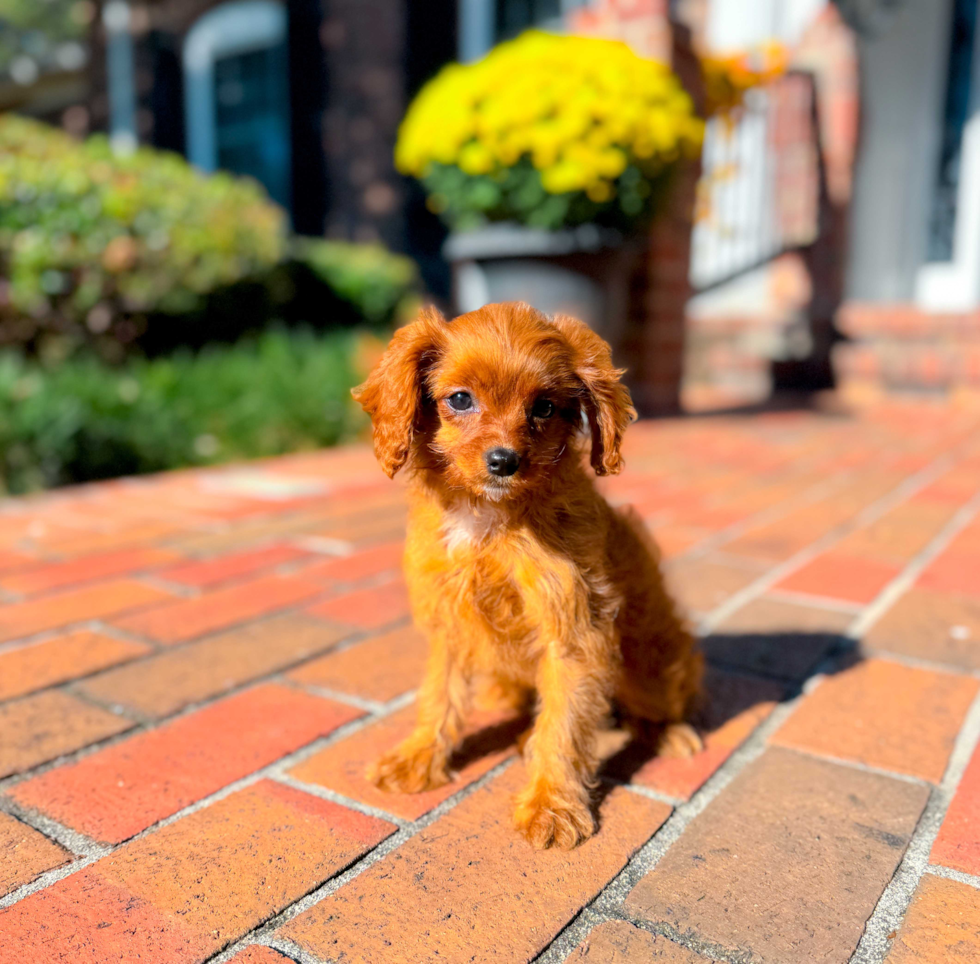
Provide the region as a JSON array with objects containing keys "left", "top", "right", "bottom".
[
  {"left": 366, "top": 740, "right": 450, "bottom": 794},
  {"left": 657, "top": 722, "right": 703, "bottom": 759},
  {"left": 513, "top": 788, "right": 595, "bottom": 850}
]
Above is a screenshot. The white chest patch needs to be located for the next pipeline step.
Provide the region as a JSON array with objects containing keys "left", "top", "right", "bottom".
[{"left": 442, "top": 502, "right": 505, "bottom": 552}]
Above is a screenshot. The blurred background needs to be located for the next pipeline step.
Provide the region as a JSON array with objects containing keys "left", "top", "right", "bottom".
[{"left": 0, "top": 0, "right": 977, "bottom": 493}]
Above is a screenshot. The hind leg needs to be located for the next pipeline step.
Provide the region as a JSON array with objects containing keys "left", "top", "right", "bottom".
[
  {"left": 616, "top": 639, "right": 705, "bottom": 760},
  {"left": 609, "top": 506, "right": 704, "bottom": 757}
]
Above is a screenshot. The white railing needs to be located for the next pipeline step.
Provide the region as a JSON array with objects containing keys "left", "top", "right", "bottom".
[{"left": 690, "top": 72, "right": 821, "bottom": 291}]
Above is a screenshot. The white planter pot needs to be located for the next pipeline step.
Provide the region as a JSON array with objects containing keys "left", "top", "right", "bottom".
[{"left": 443, "top": 223, "right": 647, "bottom": 357}]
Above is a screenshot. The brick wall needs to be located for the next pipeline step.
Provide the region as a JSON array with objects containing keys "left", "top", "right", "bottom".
[
  {"left": 319, "top": 0, "right": 407, "bottom": 248},
  {"left": 571, "top": 0, "right": 703, "bottom": 416},
  {"left": 835, "top": 303, "right": 980, "bottom": 405}
]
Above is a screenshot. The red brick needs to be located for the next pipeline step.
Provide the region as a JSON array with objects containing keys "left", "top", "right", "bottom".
[
  {"left": 603, "top": 669, "right": 783, "bottom": 800},
  {"left": 307, "top": 577, "right": 410, "bottom": 630},
  {"left": 281, "top": 764, "right": 670, "bottom": 964},
  {"left": 931, "top": 740, "right": 980, "bottom": 875},
  {"left": 625, "top": 748, "right": 929, "bottom": 964},
  {"left": 863, "top": 587, "right": 980, "bottom": 670},
  {"left": 28, "top": 521, "right": 185, "bottom": 558},
  {"left": 566, "top": 921, "right": 706, "bottom": 963},
  {"left": 157, "top": 543, "right": 310, "bottom": 588},
  {"left": 287, "top": 624, "right": 428, "bottom": 702},
  {"left": 663, "top": 557, "right": 762, "bottom": 617},
  {"left": 0, "top": 811, "right": 70, "bottom": 898},
  {"left": 225, "top": 949, "right": 294, "bottom": 964},
  {"left": 11, "top": 684, "right": 361, "bottom": 843},
  {"left": 0, "top": 630, "right": 149, "bottom": 702},
  {"left": 0, "top": 548, "right": 180, "bottom": 597},
  {"left": 0, "top": 690, "right": 133, "bottom": 779},
  {"left": 772, "top": 659, "right": 978, "bottom": 783},
  {"left": 85, "top": 780, "right": 393, "bottom": 960},
  {"left": 644, "top": 524, "right": 709, "bottom": 559},
  {"left": 289, "top": 704, "right": 525, "bottom": 820},
  {"left": 306, "top": 503, "right": 408, "bottom": 550},
  {"left": 160, "top": 509, "right": 337, "bottom": 556},
  {"left": 886, "top": 874, "right": 980, "bottom": 963},
  {"left": 0, "top": 549, "right": 42, "bottom": 573},
  {"left": 111, "top": 573, "right": 325, "bottom": 644},
  {"left": 299, "top": 540, "right": 404, "bottom": 585},
  {"left": 79, "top": 613, "right": 348, "bottom": 718},
  {"left": 917, "top": 549, "right": 980, "bottom": 598},
  {"left": 729, "top": 475, "right": 905, "bottom": 558},
  {"left": 706, "top": 595, "right": 852, "bottom": 679},
  {"left": 0, "top": 870, "right": 199, "bottom": 964},
  {"left": 914, "top": 476, "right": 980, "bottom": 505},
  {"left": 774, "top": 550, "right": 901, "bottom": 604},
  {"left": 0, "top": 580, "right": 173, "bottom": 644},
  {"left": 837, "top": 501, "right": 958, "bottom": 564}
]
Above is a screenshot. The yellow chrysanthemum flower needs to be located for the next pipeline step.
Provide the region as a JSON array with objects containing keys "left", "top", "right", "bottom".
[{"left": 395, "top": 30, "right": 704, "bottom": 200}]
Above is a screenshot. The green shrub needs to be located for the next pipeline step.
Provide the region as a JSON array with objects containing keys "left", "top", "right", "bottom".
[
  {"left": 291, "top": 237, "right": 419, "bottom": 325},
  {"left": 0, "top": 114, "right": 420, "bottom": 357},
  {"left": 0, "top": 114, "right": 285, "bottom": 352},
  {"left": 0, "top": 327, "right": 366, "bottom": 494}
]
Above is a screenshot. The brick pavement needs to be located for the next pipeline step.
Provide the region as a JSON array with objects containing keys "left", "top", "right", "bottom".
[{"left": 1, "top": 402, "right": 979, "bottom": 963}]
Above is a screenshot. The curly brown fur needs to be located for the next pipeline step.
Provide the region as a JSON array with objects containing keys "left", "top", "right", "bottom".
[{"left": 353, "top": 302, "right": 702, "bottom": 849}]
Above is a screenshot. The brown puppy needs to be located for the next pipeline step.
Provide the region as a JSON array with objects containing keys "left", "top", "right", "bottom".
[{"left": 353, "top": 301, "right": 702, "bottom": 849}]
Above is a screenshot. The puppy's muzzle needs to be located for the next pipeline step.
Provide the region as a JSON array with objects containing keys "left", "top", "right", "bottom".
[{"left": 485, "top": 447, "right": 521, "bottom": 477}]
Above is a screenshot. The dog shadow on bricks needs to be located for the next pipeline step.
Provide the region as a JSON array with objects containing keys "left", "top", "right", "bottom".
[
  {"left": 435, "top": 631, "right": 857, "bottom": 837},
  {"left": 587, "top": 630, "right": 857, "bottom": 827}
]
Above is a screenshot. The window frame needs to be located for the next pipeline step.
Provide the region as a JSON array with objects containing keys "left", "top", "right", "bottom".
[{"left": 182, "top": 0, "right": 289, "bottom": 173}]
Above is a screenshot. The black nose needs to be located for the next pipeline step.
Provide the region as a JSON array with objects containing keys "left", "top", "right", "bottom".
[{"left": 485, "top": 448, "right": 520, "bottom": 477}]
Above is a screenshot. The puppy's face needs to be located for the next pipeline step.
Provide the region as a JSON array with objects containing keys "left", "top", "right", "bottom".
[
  {"left": 353, "top": 302, "right": 636, "bottom": 495},
  {"left": 425, "top": 310, "right": 582, "bottom": 501}
]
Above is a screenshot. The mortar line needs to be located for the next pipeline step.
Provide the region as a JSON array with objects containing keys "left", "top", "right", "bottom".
[
  {"left": 680, "top": 468, "right": 857, "bottom": 561},
  {"left": 0, "top": 849, "right": 110, "bottom": 911},
  {"left": 528, "top": 908, "right": 609, "bottom": 964},
  {"left": 61, "top": 682, "right": 149, "bottom": 723},
  {"left": 535, "top": 629, "right": 871, "bottom": 964},
  {"left": 260, "top": 937, "right": 324, "bottom": 964},
  {"left": 924, "top": 864, "right": 980, "bottom": 891},
  {"left": 697, "top": 452, "right": 958, "bottom": 635},
  {"left": 849, "top": 683, "right": 980, "bottom": 964},
  {"left": 205, "top": 756, "right": 518, "bottom": 964},
  {"left": 696, "top": 549, "right": 771, "bottom": 572},
  {"left": 0, "top": 596, "right": 360, "bottom": 671},
  {"left": 0, "top": 689, "right": 412, "bottom": 909},
  {"left": 84, "top": 618, "right": 167, "bottom": 648},
  {"left": 534, "top": 693, "right": 807, "bottom": 964},
  {"left": 767, "top": 743, "right": 935, "bottom": 788},
  {"left": 269, "top": 772, "right": 409, "bottom": 828},
  {"left": 619, "top": 783, "right": 684, "bottom": 808},
  {"left": 0, "top": 797, "right": 104, "bottom": 860},
  {"left": 847, "top": 488, "right": 980, "bottom": 641},
  {"left": 763, "top": 587, "right": 864, "bottom": 614},
  {"left": 604, "top": 907, "right": 751, "bottom": 963},
  {"left": 0, "top": 635, "right": 414, "bottom": 798},
  {"left": 0, "top": 626, "right": 83, "bottom": 656},
  {"left": 859, "top": 645, "right": 980, "bottom": 679},
  {"left": 283, "top": 681, "right": 387, "bottom": 715},
  {"left": 131, "top": 570, "right": 203, "bottom": 597}
]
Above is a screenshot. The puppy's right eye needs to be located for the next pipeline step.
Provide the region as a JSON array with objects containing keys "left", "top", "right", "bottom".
[{"left": 447, "top": 391, "right": 474, "bottom": 412}]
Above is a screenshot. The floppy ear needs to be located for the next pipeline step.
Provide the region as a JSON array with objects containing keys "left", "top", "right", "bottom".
[
  {"left": 351, "top": 306, "right": 446, "bottom": 478},
  {"left": 550, "top": 314, "right": 636, "bottom": 476}
]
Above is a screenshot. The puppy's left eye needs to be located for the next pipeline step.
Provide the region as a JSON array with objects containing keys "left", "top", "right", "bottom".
[{"left": 531, "top": 398, "right": 555, "bottom": 419}]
